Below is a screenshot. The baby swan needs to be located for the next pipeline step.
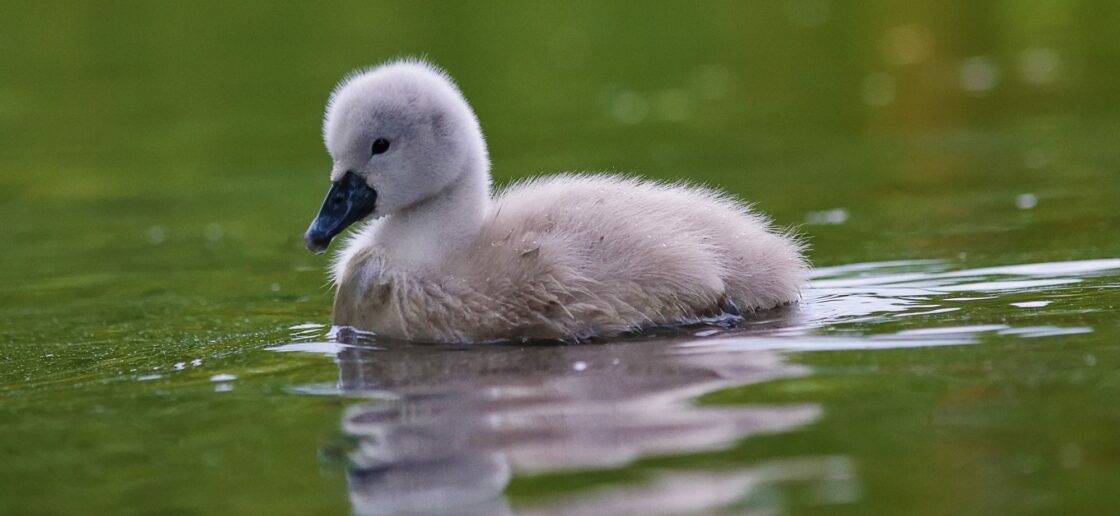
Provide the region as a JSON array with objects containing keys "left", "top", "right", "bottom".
[{"left": 303, "top": 60, "right": 808, "bottom": 343}]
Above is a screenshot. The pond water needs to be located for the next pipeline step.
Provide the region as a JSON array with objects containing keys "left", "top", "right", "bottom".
[{"left": 3, "top": 2, "right": 1120, "bottom": 515}]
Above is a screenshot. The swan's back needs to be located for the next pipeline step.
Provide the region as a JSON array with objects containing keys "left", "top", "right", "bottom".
[{"left": 434, "top": 174, "right": 808, "bottom": 340}]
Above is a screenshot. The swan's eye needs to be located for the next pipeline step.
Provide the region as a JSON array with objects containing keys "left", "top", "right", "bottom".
[{"left": 370, "top": 138, "right": 390, "bottom": 155}]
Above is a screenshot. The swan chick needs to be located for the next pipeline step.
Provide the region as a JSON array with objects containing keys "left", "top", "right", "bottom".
[{"left": 303, "top": 59, "right": 808, "bottom": 343}]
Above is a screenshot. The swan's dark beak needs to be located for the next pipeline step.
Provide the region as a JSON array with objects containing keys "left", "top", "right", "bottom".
[{"left": 304, "top": 172, "right": 377, "bottom": 254}]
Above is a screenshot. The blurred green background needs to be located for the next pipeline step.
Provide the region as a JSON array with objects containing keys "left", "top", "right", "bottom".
[{"left": 2, "top": 1, "right": 1120, "bottom": 515}]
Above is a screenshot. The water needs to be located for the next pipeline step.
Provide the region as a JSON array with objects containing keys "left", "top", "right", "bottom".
[{"left": 3, "top": 2, "right": 1120, "bottom": 515}]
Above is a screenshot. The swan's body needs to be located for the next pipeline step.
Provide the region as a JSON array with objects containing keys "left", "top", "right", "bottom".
[{"left": 303, "top": 60, "right": 808, "bottom": 343}]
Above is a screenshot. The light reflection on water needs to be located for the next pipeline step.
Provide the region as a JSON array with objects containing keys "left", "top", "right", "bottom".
[{"left": 273, "top": 258, "right": 1120, "bottom": 514}]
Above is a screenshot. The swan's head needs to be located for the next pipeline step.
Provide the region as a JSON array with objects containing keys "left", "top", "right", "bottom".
[{"left": 304, "top": 60, "right": 488, "bottom": 254}]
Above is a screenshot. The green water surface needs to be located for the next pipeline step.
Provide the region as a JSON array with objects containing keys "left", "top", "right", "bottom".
[{"left": 2, "top": 2, "right": 1120, "bottom": 515}]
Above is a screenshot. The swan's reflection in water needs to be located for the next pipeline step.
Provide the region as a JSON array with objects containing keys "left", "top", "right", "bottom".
[{"left": 332, "top": 333, "right": 839, "bottom": 515}]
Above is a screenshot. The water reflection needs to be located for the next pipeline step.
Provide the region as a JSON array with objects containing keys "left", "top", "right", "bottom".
[
  {"left": 273, "top": 258, "right": 1120, "bottom": 514},
  {"left": 333, "top": 336, "right": 822, "bottom": 514},
  {"left": 515, "top": 457, "right": 856, "bottom": 516},
  {"left": 791, "top": 257, "right": 1120, "bottom": 336}
]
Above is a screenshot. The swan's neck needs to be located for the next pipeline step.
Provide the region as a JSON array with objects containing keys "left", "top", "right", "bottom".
[{"left": 376, "top": 165, "right": 490, "bottom": 269}]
